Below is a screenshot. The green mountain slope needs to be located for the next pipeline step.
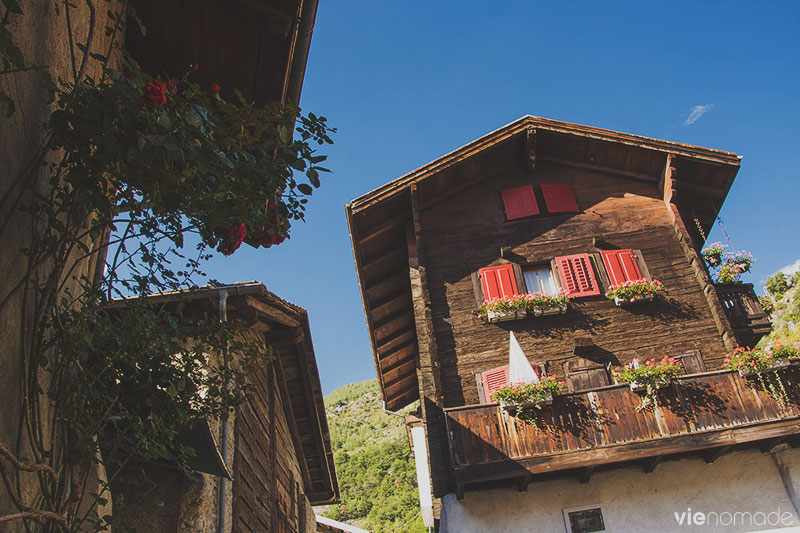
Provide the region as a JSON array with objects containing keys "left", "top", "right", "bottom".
[
  {"left": 759, "top": 265, "right": 800, "bottom": 346},
  {"left": 321, "top": 380, "right": 425, "bottom": 532}
]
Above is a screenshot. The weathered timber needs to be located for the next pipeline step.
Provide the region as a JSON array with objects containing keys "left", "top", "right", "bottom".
[{"left": 444, "top": 370, "right": 800, "bottom": 488}]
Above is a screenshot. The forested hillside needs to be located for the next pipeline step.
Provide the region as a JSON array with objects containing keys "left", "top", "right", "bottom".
[
  {"left": 759, "top": 264, "right": 800, "bottom": 346},
  {"left": 320, "top": 380, "right": 425, "bottom": 532}
]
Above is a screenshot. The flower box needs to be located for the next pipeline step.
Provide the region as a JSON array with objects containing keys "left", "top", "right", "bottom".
[
  {"left": 500, "top": 392, "right": 553, "bottom": 410},
  {"left": 531, "top": 304, "right": 568, "bottom": 317},
  {"left": 485, "top": 308, "right": 527, "bottom": 323},
  {"left": 629, "top": 378, "right": 669, "bottom": 393},
  {"left": 613, "top": 292, "right": 655, "bottom": 306}
]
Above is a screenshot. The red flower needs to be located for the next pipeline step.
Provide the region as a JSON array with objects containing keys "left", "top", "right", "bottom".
[
  {"left": 212, "top": 83, "right": 221, "bottom": 94},
  {"left": 259, "top": 232, "right": 286, "bottom": 248},
  {"left": 141, "top": 79, "right": 168, "bottom": 108},
  {"left": 166, "top": 78, "right": 179, "bottom": 94},
  {"left": 215, "top": 223, "right": 246, "bottom": 255}
]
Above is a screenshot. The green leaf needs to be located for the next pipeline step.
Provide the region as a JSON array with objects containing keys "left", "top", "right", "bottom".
[{"left": 297, "top": 183, "right": 313, "bottom": 195}]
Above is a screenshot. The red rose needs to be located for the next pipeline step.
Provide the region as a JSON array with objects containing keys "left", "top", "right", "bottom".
[
  {"left": 166, "top": 78, "right": 179, "bottom": 94},
  {"left": 141, "top": 79, "right": 168, "bottom": 108},
  {"left": 215, "top": 222, "right": 247, "bottom": 255},
  {"left": 212, "top": 82, "right": 221, "bottom": 94}
]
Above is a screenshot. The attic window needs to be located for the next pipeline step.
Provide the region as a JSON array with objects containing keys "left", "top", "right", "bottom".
[{"left": 501, "top": 185, "right": 540, "bottom": 220}]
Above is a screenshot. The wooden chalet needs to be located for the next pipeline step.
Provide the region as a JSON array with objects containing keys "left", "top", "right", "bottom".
[
  {"left": 347, "top": 116, "right": 799, "bottom": 531},
  {"left": 110, "top": 283, "right": 338, "bottom": 532}
]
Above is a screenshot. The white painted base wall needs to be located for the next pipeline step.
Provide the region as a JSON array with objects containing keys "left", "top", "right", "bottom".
[{"left": 440, "top": 445, "right": 800, "bottom": 533}]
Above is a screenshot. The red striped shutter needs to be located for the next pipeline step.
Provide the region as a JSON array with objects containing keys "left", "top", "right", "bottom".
[
  {"left": 479, "top": 264, "right": 519, "bottom": 301},
  {"left": 556, "top": 254, "right": 600, "bottom": 297},
  {"left": 501, "top": 185, "right": 540, "bottom": 220},
  {"left": 482, "top": 365, "right": 510, "bottom": 403},
  {"left": 541, "top": 183, "right": 579, "bottom": 213},
  {"left": 601, "top": 249, "right": 643, "bottom": 285}
]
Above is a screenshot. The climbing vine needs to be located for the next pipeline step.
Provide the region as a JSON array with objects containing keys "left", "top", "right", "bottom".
[{"left": 0, "top": 1, "right": 333, "bottom": 530}]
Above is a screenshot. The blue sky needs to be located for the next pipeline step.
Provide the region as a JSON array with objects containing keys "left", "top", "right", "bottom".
[{"left": 204, "top": 1, "right": 800, "bottom": 394}]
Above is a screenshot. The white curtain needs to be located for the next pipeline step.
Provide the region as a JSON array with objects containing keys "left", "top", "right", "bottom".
[{"left": 508, "top": 331, "right": 540, "bottom": 385}]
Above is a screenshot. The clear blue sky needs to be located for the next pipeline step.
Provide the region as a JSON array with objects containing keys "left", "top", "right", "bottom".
[{"left": 204, "top": 1, "right": 800, "bottom": 394}]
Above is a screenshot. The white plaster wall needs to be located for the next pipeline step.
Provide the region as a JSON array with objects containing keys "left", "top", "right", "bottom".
[{"left": 440, "top": 446, "right": 800, "bottom": 533}]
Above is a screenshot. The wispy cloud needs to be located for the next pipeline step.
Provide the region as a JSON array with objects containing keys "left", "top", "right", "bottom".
[
  {"left": 779, "top": 258, "right": 800, "bottom": 276},
  {"left": 683, "top": 104, "right": 714, "bottom": 126}
]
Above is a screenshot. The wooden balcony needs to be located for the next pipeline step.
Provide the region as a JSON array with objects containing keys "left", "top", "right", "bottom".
[
  {"left": 715, "top": 282, "right": 772, "bottom": 348},
  {"left": 445, "top": 368, "right": 800, "bottom": 495}
]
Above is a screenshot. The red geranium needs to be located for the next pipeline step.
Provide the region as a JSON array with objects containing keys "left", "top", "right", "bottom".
[
  {"left": 215, "top": 223, "right": 246, "bottom": 255},
  {"left": 212, "top": 82, "right": 221, "bottom": 94},
  {"left": 141, "top": 79, "right": 168, "bottom": 108}
]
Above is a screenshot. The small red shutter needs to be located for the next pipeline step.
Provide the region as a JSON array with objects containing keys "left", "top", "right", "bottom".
[
  {"left": 479, "top": 264, "right": 519, "bottom": 301},
  {"left": 541, "top": 183, "right": 579, "bottom": 213},
  {"left": 556, "top": 254, "right": 600, "bottom": 297},
  {"left": 482, "top": 365, "right": 510, "bottom": 403},
  {"left": 601, "top": 249, "right": 643, "bottom": 285},
  {"left": 502, "top": 185, "right": 540, "bottom": 220}
]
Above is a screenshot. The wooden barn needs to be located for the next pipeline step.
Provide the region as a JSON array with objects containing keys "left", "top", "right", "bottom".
[
  {"left": 110, "top": 283, "right": 338, "bottom": 532},
  {"left": 347, "top": 116, "right": 800, "bottom": 532}
]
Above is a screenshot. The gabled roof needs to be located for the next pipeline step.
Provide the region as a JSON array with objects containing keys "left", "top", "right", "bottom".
[
  {"left": 112, "top": 282, "right": 338, "bottom": 503},
  {"left": 346, "top": 115, "right": 742, "bottom": 410}
]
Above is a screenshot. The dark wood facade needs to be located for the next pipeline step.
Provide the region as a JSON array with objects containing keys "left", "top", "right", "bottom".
[
  {"left": 111, "top": 285, "right": 337, "bottom": 532},
  {"left": 347, "top": 116, "right": 783, "bottom": 500}
]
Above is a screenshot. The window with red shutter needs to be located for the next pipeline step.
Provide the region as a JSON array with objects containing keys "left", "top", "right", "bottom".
[
  {"left": 541, "top": 183, "right": 579, "bottom": 213},
  {"left": 479, "top": 264, "right": 519, "bottom": 301},
  {"left": 555, "top": 254, "right": 600, "bottom": 297},
  {"left": 501, "top": 185, "right": 540, "bottom": 220},
  {"left": 601, "top": 249, "right": 643, "bottom": 285},
  {"left": 481, "top": 365, "right": 509, "bottom": 403}
]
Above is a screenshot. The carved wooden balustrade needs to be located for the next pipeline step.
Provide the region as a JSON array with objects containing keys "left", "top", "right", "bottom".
[
  {"left": 445, "top": 368, "right": 800, "bottom": 494},
  {"left": 715, "top": 282, "right": 772, "bottom": 348}
]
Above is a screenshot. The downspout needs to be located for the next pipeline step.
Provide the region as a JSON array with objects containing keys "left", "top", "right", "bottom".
[{"left": 217, "top": 289, "right": 230, "bottom": 533}]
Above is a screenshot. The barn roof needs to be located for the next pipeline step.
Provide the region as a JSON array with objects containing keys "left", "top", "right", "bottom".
[{"left": 346, "top": 115, "right": 742, "bottom": 410}]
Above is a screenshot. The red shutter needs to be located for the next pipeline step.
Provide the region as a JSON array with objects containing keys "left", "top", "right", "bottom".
[
  {"left": 501, "top": 185, "right": 540, "bottom": 220},
  {"left": 541, "top": 183, "right": 579, "bottom": 213},
  {"left": 556, "top": 254, "right": 600, "bottom": 297},
  {"left": 601, "top": 249, "right": 643, "bottom": 285},
  {"left": 479, "top": 264, "right": 519, "bottom": 301},
  {"left": 482, "top": 365, "right": 510, "bottom": 403}
]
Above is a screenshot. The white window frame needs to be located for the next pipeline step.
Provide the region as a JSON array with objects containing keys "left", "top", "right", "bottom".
[{"left": 562, "top": 504, "right": 607, "bottom": 533}]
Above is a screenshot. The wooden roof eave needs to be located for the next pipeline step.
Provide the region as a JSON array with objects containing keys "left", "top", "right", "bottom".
[{"left": 348, "top": 115, "right": 742, "bottom": 214}]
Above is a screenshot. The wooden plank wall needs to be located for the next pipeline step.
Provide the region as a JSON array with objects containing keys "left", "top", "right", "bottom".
[
  {"left": 419, "top": 161, "right": 730, "bottom": 408},
  {"left": 232, "top": 355, "right": 310, "bottom": 532},
  {"left": 446, "top": 369, "right": 800, "bottom": 470}
]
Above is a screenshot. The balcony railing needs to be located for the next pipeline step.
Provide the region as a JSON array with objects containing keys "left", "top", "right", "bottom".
[
  {"left": 445, "top": 368, "right": 800, "bottom": 493},
  {"left": 715, "top": 282, "right": 771, "bottom": 348}
]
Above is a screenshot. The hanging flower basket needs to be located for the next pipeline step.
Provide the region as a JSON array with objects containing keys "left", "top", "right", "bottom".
[
  {"left": 613, "top": 357, "right": 682, "bottom": 409},
  {"left": 629, "top": 378, "right": 669, "bottom": 393},
  {"left": 605, "top": 279, "right": 663, "bottom": 307},
  {"left": 500, "top": 392, "right": 553, "bottom": 410},
  {"left": 702, "top": 242, "right": 727, "bottom": 267}
]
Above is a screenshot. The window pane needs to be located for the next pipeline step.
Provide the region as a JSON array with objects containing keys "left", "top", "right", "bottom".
[{"left": 523, "top": 267, "right": 556, "bottom": 295}]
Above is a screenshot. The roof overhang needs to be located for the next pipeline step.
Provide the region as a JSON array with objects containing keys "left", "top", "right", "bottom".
[{"left": 347, "top": 115, "right": 742, "bottom": 410}]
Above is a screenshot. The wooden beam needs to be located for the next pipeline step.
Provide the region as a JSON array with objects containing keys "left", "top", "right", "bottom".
[
  {"left": 644, "top": 455, "right": 663, "bottom": 474},
  {"left": 358, "top": 212, "right": 409, "bottom": 245},
  {"left": 579, "top": 466, "right": 593, "bottom": 484},
  {"left": 704, "top": 445, "right": 731, "bottom": 464},
  {"left": 242, "top": 295, "right": 299, "bottom": 327},
  {"left": 658, "top": 153, "right": 676, "bottom": 204},
  {"left": 517, "top": 474, "right": 532, "bottom": 492},
  {"left": 539, "top": 155, "right": 658, "bottom": 184},
  {"left": 456, "top": 484, "right": 465, "bottom": 500},
  {"left": 673, "top": 179, "right": 726, "bottom": 199},
  {"left": 525, "top": 127, "right": 536, "bottom": 173},
  {"left": 788, "top": 436, "right": 800, "bottom": 448}
]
